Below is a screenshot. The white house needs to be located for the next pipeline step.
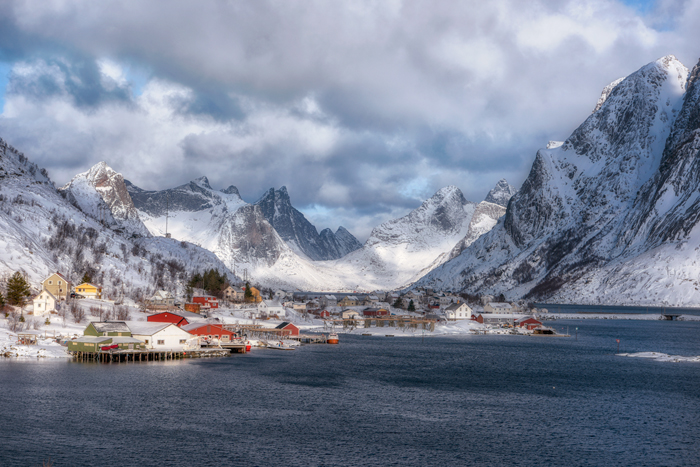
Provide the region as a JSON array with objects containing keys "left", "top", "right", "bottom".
[
  {"left": 484, "top": 302, "right": 513, "bottom": 314},
  {"left": 32, "top": 289, "right": 58, "bottom": 317},
  {"left": 148, "top": 290, "right": 175, "bottom": 306},
  {"left": 126, "top": 322, "right": 192, "bottom": 350},
  {"left": 341, "top": 309, "right": 362, "bottom": 319},
  {"left": 258, "top": 299, "right": 286, "bottom": 317},
  {"left": 443, "top": 302, "right": 472, "bottom": 320}
]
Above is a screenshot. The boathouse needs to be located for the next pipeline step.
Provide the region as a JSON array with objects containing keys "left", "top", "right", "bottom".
[
  {"left": 515, "top": 317, "right": 542, "bottom": 330},
  {"left": 274, "top": 322, "right": 300, "bottom": 337},
  {"left": 182, "top": 323, "right": 238, "bottom": 343},
  {"left": 126, "top": 322, "right": 193, "bottom": 350}
]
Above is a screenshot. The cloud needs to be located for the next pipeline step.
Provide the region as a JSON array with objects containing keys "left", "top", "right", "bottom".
[{"left": 1, "top": 0, "right": 700, "bottom": 240}]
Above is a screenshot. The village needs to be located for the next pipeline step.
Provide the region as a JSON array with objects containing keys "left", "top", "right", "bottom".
[{"left": 1, "top": 270, "right": 557, "bottom": 360}]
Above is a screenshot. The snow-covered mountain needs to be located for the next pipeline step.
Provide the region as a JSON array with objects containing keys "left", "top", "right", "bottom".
[
  {"left": 320, "top": 186, "right": 506, "bottom": 290},
  {"left": 0, "top": 139, "right": 234, "bottom": 299},
  {"left": 319, "top": 226, "right": 363, "bottom": 259},
  {"left": 418, "top": 55, "right": 700, "bottom": 305},
  {"left": 484, "top": 179, "right": 518, "bottom": 207},
  {"left": 59, "top": 162, "right": 150, "bottom": 237},
  {"left": 125, "top": 178, "right": 506, "bottom": 291},
  {"left": 254, "top": 187, "right": 361, "bottom": 260},
  {"left": 127, "top": 177, "right": 290, "bottom": 271}
]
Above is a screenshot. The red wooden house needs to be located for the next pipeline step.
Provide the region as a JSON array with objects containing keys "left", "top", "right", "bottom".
[
  {"left": 516, "top": 317, "right": 543, "bottom": 330},
  {"left": 181, "top": 323, "right": 238, "bottom": 342},
  {"left": 192, "top": 295, "right": 219, "bottom": 309},
  {"left": 275, "top": 322, "right": 300, "bottom": 337},
  {"left": 362, "top": 308, "right": 389, "bottom": 317},
  {"left": 318, "top": 310, "right": 331, "bottom": 319}
]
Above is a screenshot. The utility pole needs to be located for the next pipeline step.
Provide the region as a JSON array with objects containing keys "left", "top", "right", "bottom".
[{"left": 165, "top": 192, "right": 170, "bottom": 238}]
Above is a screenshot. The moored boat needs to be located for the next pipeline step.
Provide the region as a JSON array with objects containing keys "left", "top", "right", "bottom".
[
  {"left": 327, "top": 332, "right": 339, "bottom": 344},
  {"left": 267, "top": 341, "right": 295, "bottom": 351}
]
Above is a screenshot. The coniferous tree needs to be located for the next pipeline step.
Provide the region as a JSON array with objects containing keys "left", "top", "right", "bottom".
[
  {"left": 6, "top": 272, "right": 31, "bottom": 306},
  {"left": 81, "top": 273, "right": 92, "bottom": 284},
  {"left": 408, "top": 299, "right": 416, "bottom": 312},
  {"left": 392, "top": 297, "right": 404, "bottom": 309}
]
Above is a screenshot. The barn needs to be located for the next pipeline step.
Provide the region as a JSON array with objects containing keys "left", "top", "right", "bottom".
[{"left": 182, "top": 323, "right": 238, "bottom": 343}]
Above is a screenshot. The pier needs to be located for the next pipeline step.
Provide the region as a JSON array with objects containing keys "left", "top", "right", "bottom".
[{"left": 70, "top": 348, "right": 231, "bottom": 363}]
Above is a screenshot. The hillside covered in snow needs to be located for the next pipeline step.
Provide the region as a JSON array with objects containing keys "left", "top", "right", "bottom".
[
  {"left": 418, "top": 55, "right": 700, "bottom": 306},
  {"left": 0, "top": 140, "right": 234, "bottom": 300}
]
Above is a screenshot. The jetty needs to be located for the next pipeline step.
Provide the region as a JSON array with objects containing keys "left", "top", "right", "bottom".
[{"left": 70, "top": 348, "right": 232, "bottom": 363}]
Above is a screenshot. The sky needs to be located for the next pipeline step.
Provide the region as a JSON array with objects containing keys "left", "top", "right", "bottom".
[{"left": 0, "top": 0, "right": 698, "bottom": 241}]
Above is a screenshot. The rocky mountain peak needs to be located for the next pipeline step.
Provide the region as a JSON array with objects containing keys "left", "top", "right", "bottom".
[
  {"left": 192, "top": 176, "right": 212, "bottom": 190},
  {"left": 221, "top": 185, "right": 240, "bottom": 196},
  {"left": 484, "top": 179, "right": 518, "bottom": 207},
  {"left": 61, "top": 162, "right": 150, "bottom": 237}
]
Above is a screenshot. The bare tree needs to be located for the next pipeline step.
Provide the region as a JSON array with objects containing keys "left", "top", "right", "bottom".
[
  {"left": 115, "top": 306, "right": 130, "bottom": 321},
  {"left": 69, "top": 301, "right": 85, "bottom": 324},
  {"left": 6, "top": 310, "right": 26, "bottom": 333}
]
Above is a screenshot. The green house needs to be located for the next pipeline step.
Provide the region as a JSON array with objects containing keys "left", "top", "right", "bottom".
[
  {"left": 68, "top": 336, "right": 146, "bottom": 353},
  {"left": 83, "top": 321, "right": 132, "bottom": 337}
]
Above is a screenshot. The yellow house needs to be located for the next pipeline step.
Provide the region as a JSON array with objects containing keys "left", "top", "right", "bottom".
[
  {"left": 75, "top": 282, "right": 102, "bottom": 299},
  {"left": 41, "top": 272, "right": 71, "bottom": 301}
]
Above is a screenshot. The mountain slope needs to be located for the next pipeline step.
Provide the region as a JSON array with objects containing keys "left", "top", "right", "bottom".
[
  {"left": 254, "top": 187, "right": 361, "bottom": 260},
  {"left": 0, "top": 138, "right": 234, "bottom": 300},
  {"left": 59, "top": 162, "right": 150, "bottom": 237},
  {"left": 417, "top": 55, "right": 696, "bottom": 304}
]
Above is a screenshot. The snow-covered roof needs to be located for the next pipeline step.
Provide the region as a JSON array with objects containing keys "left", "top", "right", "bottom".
[
  {"left": 488, "top": 302, "right": 512, "bottom": 309},
  {"left": 324, "top": 295, "right": 337, "bottom": 300},
  {"left": 444, "top": 302, "right": 468, "bottom": 311},
  {"left": 151, "top": 290, "right": 174, "bottom": 300},
  {"left": 480, "top": 313, "right": 526, "bottom": 319},
  {"left": 73, "top": 336, "right": 112, "bottom": 344},
  {"left": 345, "top": 295, "right": 359, "bottom": 300},
  {"left": 90, "top": 321, "right": 131, "bottom": 333},
  {"left": 125, "top": 321, "right": 173, "bottom": 335},
  {"left": 110, "top": 336, "right": 144, "bottom": 344},
  {"left": 34, "top": 289, "right": 58, "bottom": 301},
  {"left": 181, "top": 323, "right": 224, "bottom": 332},
  {"left": 150, "top": 310, "right": 205, "bottom": 320}
]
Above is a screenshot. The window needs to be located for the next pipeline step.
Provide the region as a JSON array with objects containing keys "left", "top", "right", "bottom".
[
  {"left": 128, "top": 344, "right": 134, "bottom": 350},
  {"left": 48, "top": 280, "right": 53, "bottom": 285},
  {"left": 58, "top": 281, "right": 62, "bottom": 285},
  {"left": 179, "top": 339, "right": 186, "bottom": 344},
  {"left": 145, "top": 339, "right": 149, "bottom": 344},
  {"left": 157, "top": 340, "right": 165, "bottom": 345}
]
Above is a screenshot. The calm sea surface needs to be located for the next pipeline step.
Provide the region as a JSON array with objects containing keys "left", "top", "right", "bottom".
[{"left": 1, "top": 320, "right": 700, "bottom": 467}]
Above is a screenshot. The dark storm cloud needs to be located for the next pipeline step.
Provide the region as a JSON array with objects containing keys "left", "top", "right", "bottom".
[
  {"left": 1, "top": 0, "right": 700, "bottom": 239},
  {"left": 8, "top": 57, "right": 132, "bottom": 108}
]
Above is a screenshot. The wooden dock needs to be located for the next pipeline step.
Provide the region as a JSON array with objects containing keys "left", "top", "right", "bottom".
[{"left": 70, "top": 348, "right": 231, "bottom": 363}]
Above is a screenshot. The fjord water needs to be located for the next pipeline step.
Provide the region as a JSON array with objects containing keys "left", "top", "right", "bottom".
[{"left": 2, "top": 320, "right": 700, "bottom": 466}]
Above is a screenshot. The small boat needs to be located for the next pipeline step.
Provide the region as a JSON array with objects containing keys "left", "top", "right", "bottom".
[
  {"left": 267, "top": 341, "right": 295, "bottom": 351},
  {"left": 327, "top": 332, "right": 339, "bottom": 344}
]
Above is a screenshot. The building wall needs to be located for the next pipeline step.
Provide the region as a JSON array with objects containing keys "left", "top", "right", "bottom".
[
  {"left": 133, "top": 326, "right": 192, "bottom": 350},
  {"left": 42, "top": 273, "right": 70, "bottom": 300}
]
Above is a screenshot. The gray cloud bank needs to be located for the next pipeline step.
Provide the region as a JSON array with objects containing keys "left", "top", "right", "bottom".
[{"left": 1, "top": 0, "right": 699, "bottom": 240}]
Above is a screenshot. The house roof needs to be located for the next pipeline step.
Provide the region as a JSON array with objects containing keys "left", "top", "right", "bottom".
[
  {"left": 444, "top": 302, "right": 468, "bottom": 312},
  {"left": 89, "top": 321, "right": 131, "bottom": 333},
  {"left": 125, "top": 321, "right": 173, "bottom": 335},
  {"left": 34, "top": 289, "right": 58, "bottom": 301},
  {"left": 44, "top": 272, "right": 70, "bottom": 283},
  {"left": 479, "top": 313, "right": 526, "bottom": 320},
  {"left": 515, "top": 317, "right": 542, "bottom": 324},
  {"left": 150, "top": 310, "right": 206, "bottom": 320},
  {"left": 487, "top": 302, "right": 512, "bottom": 309},
  {"left": 151, "top": 290, "right": 174, "bottom": 300},
  {"left": 344, "top": 295, "right": 358, "bottom": 301},
  {"left": 181, "top": 323, "right": 227, "bottom": 332},
  {"left": 73, "top": 336, "right": 112, "bottom": 344},
  {"left": 76, "top": 282, "right": 100, "bottom": 289},
  {"left": 275, "top": 322, "right": 298, "bottom": 329}
]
